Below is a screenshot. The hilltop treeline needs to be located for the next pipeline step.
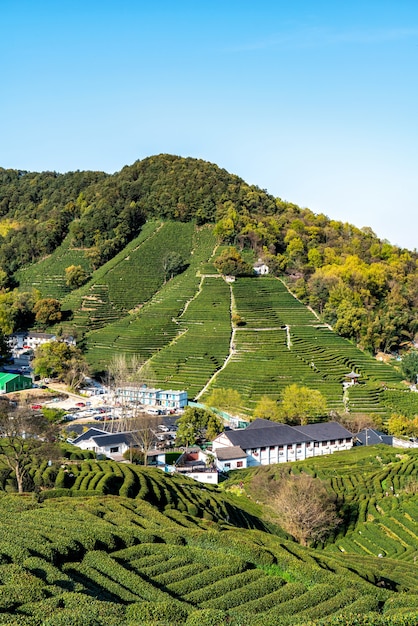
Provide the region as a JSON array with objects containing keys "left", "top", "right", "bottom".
[{"left": 1, "top": 154, "right": 417, "bottom": 353}]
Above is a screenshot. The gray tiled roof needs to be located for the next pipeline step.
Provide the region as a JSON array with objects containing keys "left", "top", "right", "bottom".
[
  {"left": 356, "top": 429, "right": 392, "bottom": 446},
  {"left": 226, "top": 422, "right": 314, "bottom": 449},
  {"left": 91, "top": 432, "right": 138, "bottom": 447},
  {"left": 216, "top": 446, "right": 247, "bottom": 461},
  {"left": 293, "top": 422, "right": 353, "bottom": 440},
  {"left": 72, "top": 428, "right": 106, "bottom": 444}
]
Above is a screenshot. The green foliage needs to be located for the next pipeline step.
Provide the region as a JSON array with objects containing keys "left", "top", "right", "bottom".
[
  {"left": 400, "top": 350, "right": 418, "bottom": 383},
  {"left": 33, "top": 298, "right": 62, "bottom": 326},
  {"left": 32, "top": 341, "right": 88, "bottom": 389},
  {"left": 279, "top": 384, "right": 328, "bottom": 425},
  {"left": 205, "top": 388, "right": 243, "bottom": 413},
  {"left": 253, "top": 395, "right": 282, "bottom": 421},
  {"left": 176, "top": 407, "right": 223, "bottom": 446},
  {"left": 214, "top": 246, "right": 253, "bottom": 276},
  {"left": 64, "top": 264, "right": 90, "bottom": 289}
]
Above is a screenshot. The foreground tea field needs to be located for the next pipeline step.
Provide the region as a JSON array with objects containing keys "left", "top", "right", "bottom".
[{"left": 0, "top": 446, "right": 417, "bottom": 626}]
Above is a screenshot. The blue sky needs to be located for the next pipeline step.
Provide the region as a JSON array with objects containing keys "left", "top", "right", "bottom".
[{"left": 2, "top": 0, "right": 418, "bottom": 250}]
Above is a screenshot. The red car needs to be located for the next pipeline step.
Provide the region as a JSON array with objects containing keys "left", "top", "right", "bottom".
[
  {"left": 31, "top": 404, "right": 42, "bottom": 410},
  {"left": 75, "top": 402, "right": 86, "bottom": 407}
]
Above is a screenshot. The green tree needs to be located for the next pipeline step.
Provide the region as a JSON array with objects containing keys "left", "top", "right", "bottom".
[
  {"left": 279, "top": 384, "right": 328, "bottom": 425},
  {"left": 175, "top": 407, "right": 222, "bottom": 447},
  {"left": 65, "top": 264, "right": 90, "bottom": 289},
  {"left": 32, "top": 341, "right": 88, "bottom": 390},
  {"left": 0, "top": 403, "right": 59, "bottom": 493},
  {"left": 400, "top": 350, "right": 418, "bottom": 384},
  {"left": 253, "top": 395, "right": 283, "bottom": 422},
  {"left": 387, "top": 413, "right": 418, "bottom": 438},
  {"left": 205, "top": 388, "right": 243, "bottom": 413},
  {"left": 41, "top": 407, "right": 66, "bottom": 423},
  {"left": 213, "top": 247, "right": 253, "bottom": 277},
  {"left": 162, "top": 251, "right": 186, "bottom": 282},
  {"left": 33, "top": 298, "right": 62, "bottom": 326}
]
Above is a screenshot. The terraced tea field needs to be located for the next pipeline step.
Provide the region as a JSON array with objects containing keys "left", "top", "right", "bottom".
[
  {"left": 200, "top": 277, "right": 402, "bottom": 415},
  {"left": 84, "top": 225, "right": 217, "bottom": 373},
  {"left": 0, "top": 445, "right": 417, "bottom": 625}
]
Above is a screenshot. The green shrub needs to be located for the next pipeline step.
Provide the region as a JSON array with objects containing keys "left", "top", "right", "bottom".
[
  {"left": 185, "top": 609, "right": 229, "bottom": 626},
  {"left": 126, "top": 600, "right": 190, "bottom": 625}
]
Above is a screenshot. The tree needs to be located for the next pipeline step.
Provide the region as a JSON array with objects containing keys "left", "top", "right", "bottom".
[
  {"left": 205, "top": 388, "right": 243, "bottom": 414},
  {"left": 400, "top": 350, "right": 418, "bottom": 384},
  {"left": 122, "top": 413, "right": 161, "bottom": 466},
  {"left": 175, "top": 407, "right": 223, "bottom": 447},
  {"left": 32, "top": 341, "right": 88, "bottom": 390},
  {"left": 162, "top": 252, "right": 186, "bottom": 283},
  {"left": 279, "top": 384, "right": 328, "bottom": 425},
  {"left": 33, "top": 298, "right": 62, "bottom": 326},
  {"left": 272, "top": 473, "right": 341, "bottom": 546},
  {"left": 0, "top": 403, "right": 59, "bottom": 493},
  {"left": 387, "top": 413, "right": 418, "bottom": 438},
  {"left": 213, "top": 247, "right": 253, "bottom": 277},
  {"left": 253, "top": 395, "right": 283, "bottom": 422},
  {"left": 65, "top": 264, "right": 90, "bottom": 289}
]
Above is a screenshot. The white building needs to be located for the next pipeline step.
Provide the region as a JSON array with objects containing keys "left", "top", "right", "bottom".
[
  {"left": 116, "top": 385, "right": 188, "bottom": 410},
  {"left": 72, "top": 428, "right": 139, "bottom": 461},
  {"left": 212, "top": 419, "right": 353, "bottom": 468},
  {"left": 253, "top": 261, "right": 269, "bottom": 275},
  {"left": 9, "top": 332, "right": 76, "bottom": 351}
]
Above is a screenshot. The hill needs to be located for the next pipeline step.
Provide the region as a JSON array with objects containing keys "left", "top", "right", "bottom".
[
  {"left": 2, "top": 154, "right": 418, "bottom": 421},
  {"left": 2, "top": 154, "right": 417, "bottom": 358},
  {"left": 0, "top": 445, "right": 416, "bottom": 624}
]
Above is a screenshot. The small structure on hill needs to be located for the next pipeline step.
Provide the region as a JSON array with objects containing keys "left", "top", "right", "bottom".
[
  {"left": 0, "top": 373, "right": 32, "bottom": 394},
  {"left": 253, "top": 260, "right": 269, "bottom": 275},
  {"left": 344, "top": 371, "right": 360, "bottom": 385}
]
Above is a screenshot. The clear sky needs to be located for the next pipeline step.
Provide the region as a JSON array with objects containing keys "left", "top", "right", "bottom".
[{"left": 2, "top": 0, "right": 417, "bottom": 250}]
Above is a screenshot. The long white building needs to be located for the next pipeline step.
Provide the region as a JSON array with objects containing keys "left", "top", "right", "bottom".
[{"left": 212, "top": 419, "right": 353, "bottom": 471}]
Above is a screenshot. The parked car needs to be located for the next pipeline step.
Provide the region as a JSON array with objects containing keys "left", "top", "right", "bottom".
[
  {"left": 31, "top": 404, "right": 42, "bottom": 410},
  {"left": 75, "top": 402, "right": 86, "bottom": 407}
]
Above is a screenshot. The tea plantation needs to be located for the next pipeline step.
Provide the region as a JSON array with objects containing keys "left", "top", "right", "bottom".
[
  {"left": 21, "top": 219, "right": 410, "bottom": 418},
  {"left": 0, "top": 445, "right": 416, "bottom": 625}
]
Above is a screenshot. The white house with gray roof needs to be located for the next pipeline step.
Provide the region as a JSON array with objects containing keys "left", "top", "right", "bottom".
[
  {"left": 72, "top": 428, "right": 139, "bottom": 461},
  {"left": 212, "top": 419, "right": 353, "bottom": 467}
]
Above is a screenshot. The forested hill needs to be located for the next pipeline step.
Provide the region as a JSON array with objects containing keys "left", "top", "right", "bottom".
[{"left": 1, "top": 153, "right": 417, "bottom": 353}]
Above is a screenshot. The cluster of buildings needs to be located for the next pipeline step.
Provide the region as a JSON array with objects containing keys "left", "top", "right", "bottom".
[
  {"left": 71, "top": 418, "right": 354, "bottom": 484},
  {"left": 115, "top": 385, "right": 188, "bottom": 411}
]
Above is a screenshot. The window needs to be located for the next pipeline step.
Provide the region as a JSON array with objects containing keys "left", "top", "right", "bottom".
[
  {"left": 236, "top": 461, "right": 243, "bottom": 468},
  {"left": 224, "top": 463, "right": 231, "bottom": 469},
  {"left": 269, "top": 446, "right": 276, "bottom": 451},
  {"left": 260, "top": 447, "right": 266, "bottom": 452},
  {"left": 296, "top": 444, "right": 302, "bottom": 449},
  {"left": 279, "top": 445, "right": 284, "bottom": 450},
  {"left": 110, "top": 446, "right": 119, "bottom": 453},
  {"left": 287, "top": 444, "right": 293, "bottom": 450},
  {"left": 330, "top": 440, "right": 336, "bottom": 445},
  {"left": 314, "top": 442, "right": 319, "bottom": 447},
  {"left": 322, "top": 441, "right": 328, "bottom": 447}
]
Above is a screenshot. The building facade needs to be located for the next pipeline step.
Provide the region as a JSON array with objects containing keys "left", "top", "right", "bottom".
[
  {"left": 212, "top": 419, "right": 353, "bottom": 468},
  {"left": 116, "top": 385, "right": 188, "bottom": 410}
]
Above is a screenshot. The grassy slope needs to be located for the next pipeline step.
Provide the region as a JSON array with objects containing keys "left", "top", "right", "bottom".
[
  {"left": 15, "top": 219, "right": 406, "bottom": 417},
  {"left": 0, "top": 448, "right": 416, "bottom": 624}
]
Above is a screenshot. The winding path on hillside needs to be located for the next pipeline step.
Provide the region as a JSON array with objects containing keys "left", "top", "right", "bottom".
[{"left": 195, "top": 280, "right": 236, "bottom": 400}]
